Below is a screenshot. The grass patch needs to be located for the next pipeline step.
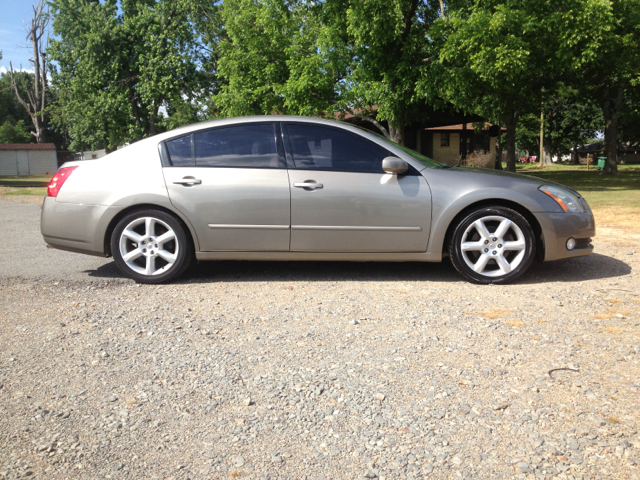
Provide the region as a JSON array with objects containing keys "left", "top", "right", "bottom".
[
  {"left": 0, "top": 186, "right": 47, "bottom": 196},
  {"left": 0, "top": 175, "right": 52, "bottom": 187},
  {"left": 516, "top": 164, "right": 640, "bottom": 210}
]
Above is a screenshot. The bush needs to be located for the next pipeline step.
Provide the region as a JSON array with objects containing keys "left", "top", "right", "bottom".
[
  {"left": 461, "top": 152, "right": 495, "bottom": 169},
  {"left": 0, "top": 120, "right": 32, "bottom": 144}
]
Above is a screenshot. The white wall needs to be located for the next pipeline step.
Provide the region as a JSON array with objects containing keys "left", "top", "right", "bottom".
[
  {"left": 0, "top": 149, "right": 57, "bottom": 175},
  {"left": 0, "top": 151, "right": 19, "bottom": 175}
]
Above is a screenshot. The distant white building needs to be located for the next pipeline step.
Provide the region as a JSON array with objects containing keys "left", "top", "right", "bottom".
[
  {"left": 0, "top": 143, "right": 58, "bottom": 175},
  {"left": 75, "top": 149, "right": 108, "bottom": 161}
]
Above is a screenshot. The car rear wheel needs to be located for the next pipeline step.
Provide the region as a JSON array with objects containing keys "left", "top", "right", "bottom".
[
  {"left": 111, "top": 209, "right": 193, "bottom": 284},
  {"left": 449, "top": 206, "right": 536, "bottom": 284}
]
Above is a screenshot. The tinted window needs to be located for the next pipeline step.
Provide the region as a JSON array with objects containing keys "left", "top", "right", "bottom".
[
  {"left": 166, "top": 135, "right": 194, "bottom": 166},
  {"left": 285, "top": 124, "right": 391, "bottom": 173},
  {"left": 195, "top": 124, "right": 280, "bottom": 168}
]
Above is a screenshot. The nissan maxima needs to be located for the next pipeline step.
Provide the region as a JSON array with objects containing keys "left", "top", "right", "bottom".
[{"left": 41, "top": 116, "right": 595, "bottom": 284}]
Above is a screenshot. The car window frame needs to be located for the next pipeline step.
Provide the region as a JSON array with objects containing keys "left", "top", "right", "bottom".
[
  {"left": 161, "top": 121, "right": 286, "bottom": 169},
  {"left": 281, "top": 122, "right": 421, "bottom": 175}
]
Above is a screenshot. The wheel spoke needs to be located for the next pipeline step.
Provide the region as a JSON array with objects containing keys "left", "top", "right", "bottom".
[
  {"left": 493, "top": 219, "right": 512, "bottom": 240},
  {"left": 461, "top": 241, "right": 484, "bottom": 251},
  {"left": 122, "top": 229, "right": 142, "bottom": 244},
  {"left": 145, "top": 256, "right": 156, "bottom": 275},
  {"left": 157, "top": 249, "right": 176, "bottom": 264},
  {"left": 473, "top": 220, "right": 491, "bottom": 239},
  {"left": 123, "top": 249, "right": 142, "bottom": 263},
  {"left": 157, "top": 231, "right": 176, "bottom": 245},
  {"left": 496, "top": 255, "right": 512, "bottom": 273},
  {"left": 503, "top": 240, "right": 526, "bottom": 251},
  {"left": 473, "top": 254, "right": 490, "bottom": 273},
  {"left": 145, "top": 217, "right": 155, "bottom": 237}
]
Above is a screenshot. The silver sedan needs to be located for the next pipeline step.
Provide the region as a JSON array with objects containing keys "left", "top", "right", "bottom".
[{"left": 41, "top": 116, "right": 595, "bottom": 284}]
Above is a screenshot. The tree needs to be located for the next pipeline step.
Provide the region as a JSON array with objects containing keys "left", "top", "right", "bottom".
[
  {"left": 0, "top": 121, "right": 32, "bottom": 144},
  {"left": 582, "top": 0, "right": 640, "bottom": 174},
  {"left": 334, "top": 0, "right": 440, "bottom": 144},
  {"left": 8, "top": 0, "right": 49, "bottom": 143},
  {"left": 420, "top": 0, "right": 611, "bottom": 172},
  {"left": 48, "top": 0, "right": 213, "bottom": 151},
  {"left": 214, "top": 0, "right": 441, "bottom": 145},
  {"left": 0, "top": 71, "right": 35, "bottom": 129}
]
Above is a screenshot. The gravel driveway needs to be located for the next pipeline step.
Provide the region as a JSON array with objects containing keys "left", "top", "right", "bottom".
[{"left": 1, "top": 198, "right": 639, "bottom": 480}]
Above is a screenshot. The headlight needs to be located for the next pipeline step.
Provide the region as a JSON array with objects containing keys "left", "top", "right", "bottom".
[{"left": 539, "top": 185, "right": 584, "bottom": 213}]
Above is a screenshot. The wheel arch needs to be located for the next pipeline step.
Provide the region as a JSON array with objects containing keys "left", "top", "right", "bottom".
[
  {"left": 441, "top": 199, "right": 545, "bottom": 261},
  {"left": 104, "top": 203, "right": 199, "bottom": 257}
]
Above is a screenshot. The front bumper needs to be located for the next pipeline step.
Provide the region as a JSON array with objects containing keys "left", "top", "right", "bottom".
[
  {"left": 535, "top": 211, "right": 595, "bottom": 261},
  {"left": 41, "top": 197, "right": 124, "bottom": 257}
]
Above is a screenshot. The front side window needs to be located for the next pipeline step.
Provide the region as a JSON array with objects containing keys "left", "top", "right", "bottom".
[{"left": 285, "top": 124, "right": 391, "bottom": 173}]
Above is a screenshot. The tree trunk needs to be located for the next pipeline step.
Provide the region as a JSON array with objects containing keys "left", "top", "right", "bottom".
[
  {"left": 389, "top": 124, "right": 405, "bottom": 145},
  {"left": 572, "top": 143, "right": 580, "bottom": 164},
  {"left": 542, "top": 136, "right": 553, "bottom": 165},
  {"left": 494, "top": 123, "right": 503, "bottom": 170},
  {"left": 602, "top": 86, "right": 623, "bottom": 175},
  {"left": 504, "top": 109, "right": 519, "bottom": 172}
]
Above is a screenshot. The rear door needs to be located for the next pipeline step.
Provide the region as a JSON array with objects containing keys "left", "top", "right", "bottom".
[
  {"left": 162, "top": 123, "right": 291, "bottom": 252},
  {"left": 283, "top": 123, "right": 431, "bottom": 252}
]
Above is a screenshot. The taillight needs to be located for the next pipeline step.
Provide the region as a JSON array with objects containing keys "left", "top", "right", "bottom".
[{"left": 47, "top": 166, "right": 78, "bottom": 197}]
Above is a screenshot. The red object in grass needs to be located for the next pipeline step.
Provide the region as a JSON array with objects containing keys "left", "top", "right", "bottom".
[{"left": 47, "top": 166, "right": 78, "bottom": 197}]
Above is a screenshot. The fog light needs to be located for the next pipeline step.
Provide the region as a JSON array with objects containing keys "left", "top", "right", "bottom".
[{"left": 566, "top": 237, "right": 576, "bottom": 250}]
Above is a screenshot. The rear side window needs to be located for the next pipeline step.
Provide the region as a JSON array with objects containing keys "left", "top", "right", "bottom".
[
  {"left": 164, "top": 124, "right": 281, "bottom": 168},
  {"left": 165, "top": 135, "right": 193, "bottom": 167},
  {"left": 285, "top": 124, "right": 391, "bottom": 173},
  {"left": 196, "top": 124, "right": 280, "bottom": 168}
]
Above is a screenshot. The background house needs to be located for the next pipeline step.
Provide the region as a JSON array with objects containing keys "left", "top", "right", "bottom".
[{"left": 0, "top": 143, "right": 58, "bottom": 175}]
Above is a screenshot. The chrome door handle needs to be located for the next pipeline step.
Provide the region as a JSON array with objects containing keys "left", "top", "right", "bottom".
[
  {"left": 294, "top": 182, "right": 323, "bottom": 189},
  {"left": 173, "top": 177, "right": 202, "bottom": 186}
]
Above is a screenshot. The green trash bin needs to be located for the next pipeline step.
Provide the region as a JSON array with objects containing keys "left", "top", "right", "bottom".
[{"left": 597, "top": 157, "right": 606, "bottom": 170}]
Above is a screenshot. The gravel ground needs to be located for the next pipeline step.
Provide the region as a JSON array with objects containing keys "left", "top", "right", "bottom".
[{"left": 1, "top": 197, "right": 640, "bottom": 480}]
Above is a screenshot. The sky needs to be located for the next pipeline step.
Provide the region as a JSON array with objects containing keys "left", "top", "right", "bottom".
[{"left": 0, "top": 0, "right": 47, "bottom": 74}]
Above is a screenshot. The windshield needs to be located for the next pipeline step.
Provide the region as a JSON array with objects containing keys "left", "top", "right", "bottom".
[{"left": 346, "top": 123, "right": 442, "bottom": 168}]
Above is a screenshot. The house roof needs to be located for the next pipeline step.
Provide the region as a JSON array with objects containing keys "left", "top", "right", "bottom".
[
  {"left": 424, "top": 122, "right": 505, "bottom": 131},
  {"left": 0, "top": 143, "right": 56, "bottom": 151}
]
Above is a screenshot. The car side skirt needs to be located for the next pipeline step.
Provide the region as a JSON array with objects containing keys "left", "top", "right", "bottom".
[{"left": 195, "top": 251, "right": 442, "bottom": 262}]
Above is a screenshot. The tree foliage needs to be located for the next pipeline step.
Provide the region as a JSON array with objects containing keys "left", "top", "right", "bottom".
[
  {"left": 48, "top": 0, "right": 213, "bottom": 151},
  {"left": 420, "top": 0, "right": 611, "bottom": 171},
  {"left": 0, "top": 120, "right": 33, "bottom": 144}
]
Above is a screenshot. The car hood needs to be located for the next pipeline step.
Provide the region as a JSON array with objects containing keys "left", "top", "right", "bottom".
[{"left": 446, "top": 166, "right": 582, "bottom": 197}]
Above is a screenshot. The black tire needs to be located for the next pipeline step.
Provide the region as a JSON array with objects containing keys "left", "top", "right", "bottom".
[
  {"left": 449, "top": 206, "right": 536, "bottom": 284},
  {"left": 111, "top": 209, "right": 193, "bottom": 284}
]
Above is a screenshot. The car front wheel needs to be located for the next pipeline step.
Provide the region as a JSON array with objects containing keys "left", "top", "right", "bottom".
[
  {"left": 111, "top": 209, "right": 193, "bottom": 284},
  {"left": 449, "top": 206, "right": 536, "bottom": 284}
]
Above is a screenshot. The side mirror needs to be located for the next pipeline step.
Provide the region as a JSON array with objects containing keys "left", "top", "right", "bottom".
[{"left": 382, "top": 156, "right": 409, "bottom": 175}]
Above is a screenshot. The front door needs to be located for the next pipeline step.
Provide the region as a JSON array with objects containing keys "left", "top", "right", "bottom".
[
  {"left": 283, "top": 123, "right": 431, "bottom": 252},
  {"left": 162, "top": 123, "right": 291, "bottom": 252}
]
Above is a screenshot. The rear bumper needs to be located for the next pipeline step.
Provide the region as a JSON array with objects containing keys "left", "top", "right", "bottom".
[
  {"left": 535, "top": 211, "right": 595, "bottom": 261},
  {"left": 40, "top": 197, "right": 124, "bottom": 257}
]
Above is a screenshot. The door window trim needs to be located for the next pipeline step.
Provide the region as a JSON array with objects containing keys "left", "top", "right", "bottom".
[
  {"left": 281, "top": 122, "right": 421, "bottom": 175},
  {"left": 161, "top": 122, "right": 286, "bottom": 169}
]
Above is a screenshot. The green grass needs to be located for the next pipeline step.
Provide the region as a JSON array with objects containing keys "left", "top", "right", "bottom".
[
  {"left": 0, "top": 187, "right": 47, "bottom": 196},
  {"left": 0, "top": 175, "right": 52, "bottom": 187},
  {"left": 515, "top": 163, "right": 640, "bottom": 209}
]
